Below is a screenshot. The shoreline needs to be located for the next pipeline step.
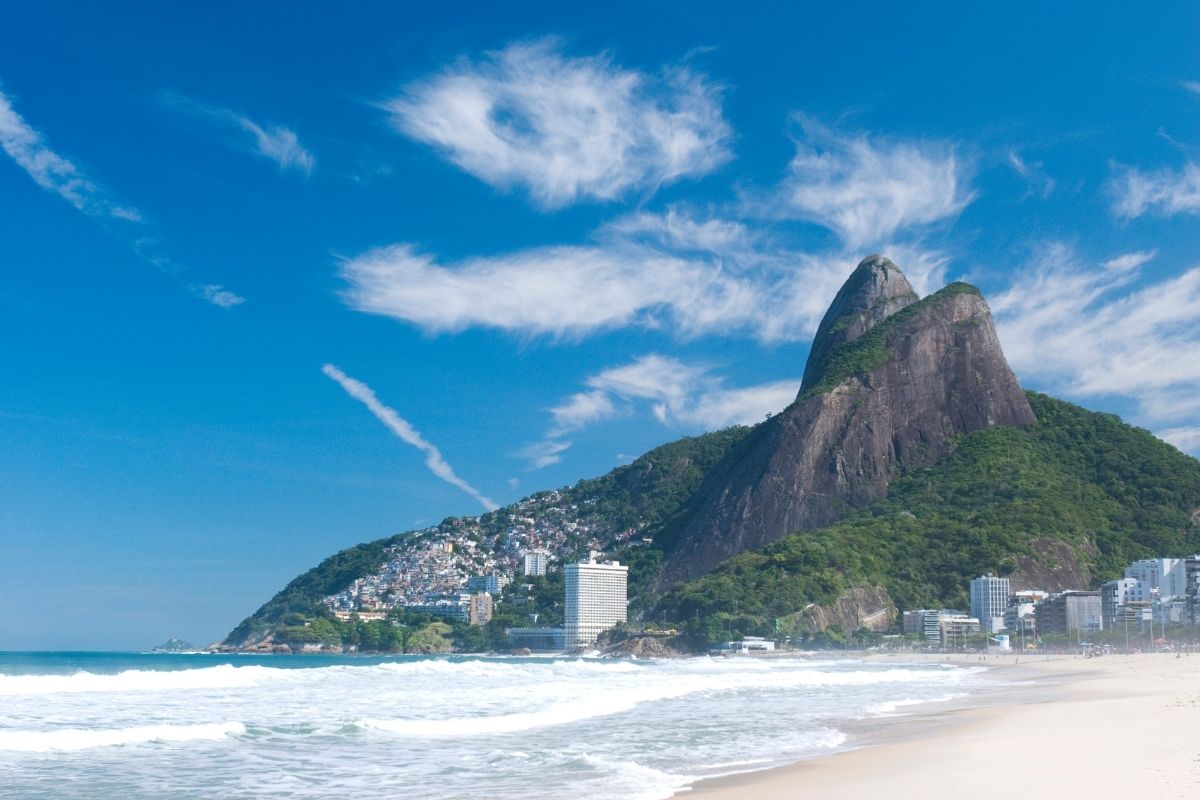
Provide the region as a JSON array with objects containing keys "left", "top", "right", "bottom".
[{"left": 683, "top": 652, "right": 1199, "bottom": 798}]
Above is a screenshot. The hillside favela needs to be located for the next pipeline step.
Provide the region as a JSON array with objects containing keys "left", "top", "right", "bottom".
[{"left": 3, "top": 5, "right": 1200, "bottom": 800}]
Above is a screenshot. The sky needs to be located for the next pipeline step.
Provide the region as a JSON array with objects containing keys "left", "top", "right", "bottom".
[{"left": 2, "top": 2, "right": 1200, "bottom": 650}]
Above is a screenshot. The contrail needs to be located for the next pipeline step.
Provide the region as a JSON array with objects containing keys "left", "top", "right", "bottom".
[{"left": 322, "top": 364, "right": 498, "bottom": 511}]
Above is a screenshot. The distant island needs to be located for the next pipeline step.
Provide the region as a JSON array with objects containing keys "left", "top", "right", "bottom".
[
  {"left": 152, "top": 638, "right": 196, "bottom": 653},
  {"left": 219, "top": 256, "right": 1200, "bottom": 656}
]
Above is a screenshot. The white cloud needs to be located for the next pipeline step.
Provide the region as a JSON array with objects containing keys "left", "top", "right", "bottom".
[
  {"left": 322, "top": 364, "right": 497, "bottom": 510},
  {"left": 683, "top": 379, "right": 800, "bottom": 429},
  {"left": 0, "top": 88, "right": 140, "bottom": 220},
  {"left": 518, "top": 439, "right": 573, "bottom": 470},
  {"left": 523, "top": 354, "right": 799, "bottom": 468},
  {"left": 1158, "top": 427, "right": 1200, "bottom": 456},
  {"left": 601, "top": 207, "right": 755, "bottom": 252},
  {"left": 1007, "top": 150, "right": 1055, "bottom": 200},
  {"left": 384, "top": 39, "right": 730, "bottom": 208},
  {"left": 163, "top": 92, "right": 314, "bottom": 175},
  {"left": 340, "top": 210, "right": 950, "bottom": 344},
  {"left": 548, "top": 390, "right": 618, "bottom": 435},
  {"left": 1109, "top": 161, "right": 1200, "bottom": 219},
  {"left": 580, "top": 354, "right": 797, "bottom": 430},
  {"left": 0, "top": 86, "right": 243, "bottom": 307},
  {"left": 769, "top": 116, "right": 973, "bottom": 247},
  {"left": 237, "top": 117, "right": 314, "bottom": 175},
  {"left": 992, "top": 245, "right": 1200, "bottom": 427},
  {"left": 192, "top": 284, "right": 247, "bottom": 309},
  {"left": 1182, "top": 80, "right": 1200, "bottom": 96}
]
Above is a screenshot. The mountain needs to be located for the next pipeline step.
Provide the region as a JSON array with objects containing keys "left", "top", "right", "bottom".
[
  {"left": 655, "top": 255, "right": 1036, "bottom": 585},
  {"left": 222, "top": 256, "right": 1200, "bottom": 651},
  {"left": 655, "top": 391, "right": 1200, "bottom": 643}
]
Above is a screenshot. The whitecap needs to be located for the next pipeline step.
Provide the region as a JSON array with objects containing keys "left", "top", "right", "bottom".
[{"left": 0, "top": 721, "right": 245, "bottom": 752}]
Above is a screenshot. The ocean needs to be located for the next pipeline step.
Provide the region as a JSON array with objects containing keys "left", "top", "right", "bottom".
[{"left": 0, "top": 651, "right": 985, "bottom": 799}]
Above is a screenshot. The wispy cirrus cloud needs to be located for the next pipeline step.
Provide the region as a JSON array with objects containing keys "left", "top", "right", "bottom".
[
  {"left": 763, "top": 116, "right": 974, "bottom": 248},
  {"left": 1, "top": 85, "right": 243, "bottom": 306},
  {"left": 580, "top": 354, "right": 797, "bottom": 429},
  {"left": 991, "top": 245, "right": 1200, "bottom": 452},
  {"left": 339, "top": 208, "right": 950, "bottom": 344},
  {"left": 0, "top": 88, "right": 141, "bottom": 220},
  {"left": 162, "top": 92, "right": 314, "bottom": 175},
  {"left": 524, "top": 354, "right": 798, "bottom": 468},
  {"left": 1007, "top": 150, "right": 1055, "bottom": 200},
  {"left": 322, "top": 364, "right": 497, "bottom": 510},
  {"left": 1109, "top": 160, "right": 1200, "bottom": 219},
  {"left": 384, "top": 38, "right": 731, "bottom": 208},
  {"left": 191, "top": 284, "right": 247, "bottom": 309}
]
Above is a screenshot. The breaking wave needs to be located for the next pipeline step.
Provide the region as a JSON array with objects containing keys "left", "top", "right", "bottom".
[
  {"left": 359, "top": 663, "right": 978, "bottom": 737},
  {"left": 0, "top": 665, "right": 277, "bottom": 696},
  {"left": 0, "top": 722, "right": 245, "bottom": 752}
]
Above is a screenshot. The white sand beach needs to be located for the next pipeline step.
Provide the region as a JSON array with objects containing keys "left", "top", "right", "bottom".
[{"left": 688, "top": 653, "right": 1199, "bottom": 799}]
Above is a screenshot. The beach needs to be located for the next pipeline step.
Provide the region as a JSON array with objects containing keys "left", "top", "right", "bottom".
[{"left": 689, "top": 652, "right": 1200, "bottom": 799}]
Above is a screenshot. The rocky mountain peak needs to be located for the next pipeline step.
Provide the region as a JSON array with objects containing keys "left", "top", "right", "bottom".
[
  {"left": 801, "top": 254, "right": 920, "bottom": 393},
  {"left": 657, "top": 260, "right": 1037, "bottom": 587}
]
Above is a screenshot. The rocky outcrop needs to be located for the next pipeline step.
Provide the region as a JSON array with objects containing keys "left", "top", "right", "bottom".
[
  {"left": 1009, "top": 538, "right": 1095, "bottom": 592},
  {"left": 599, "top": 636, "right": 685, "bottom": 658},
  {"left": 659, "top": 256, "right": 1036, "bottom": 585},
  {"left": 785, "top": 585, "right": 897, "bottom": 634},
  {"left": 801, "top": 255, "right": 919, "bottom": 392}
]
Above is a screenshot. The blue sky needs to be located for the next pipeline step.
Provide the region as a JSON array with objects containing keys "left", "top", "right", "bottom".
[{"left": 3, "top": 2, "right": 1199, "bottom": 649}]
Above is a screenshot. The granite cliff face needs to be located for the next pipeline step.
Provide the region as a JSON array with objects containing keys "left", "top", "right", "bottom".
[
  {"left": 658, "top": 255, "right": 1036, "bottom": 585},
  {"left": 800, "top": 254, "right": 920, "bottom": 392}
]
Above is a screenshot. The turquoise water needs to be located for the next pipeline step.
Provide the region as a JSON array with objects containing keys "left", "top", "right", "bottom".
[{"left": 0, "top": 651, "right": 984, "bottom": 799}]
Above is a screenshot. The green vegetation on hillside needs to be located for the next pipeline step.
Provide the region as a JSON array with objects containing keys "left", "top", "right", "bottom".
[
  {"left": 224, "top": 426, "right": 751, "bottom": 645},
  {"left": 656, "top": 392, "right": 1200, "bottom": 644},
  {"left": 226, "top": 536, "right": 408, "bottom": 645},
  {"left": 569, "top": 426, "right": 753, "bottom": 532},
  {"left": 228, "top": 386, "right": 1200, "bottom": 653}
]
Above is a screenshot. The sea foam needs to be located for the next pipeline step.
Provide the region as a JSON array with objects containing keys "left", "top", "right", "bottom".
[
  {"left": 0, "top": 664, "right": 274, "bottom": 696},
  {"left": 0, "top": 722, "right": 245, "bottom": 752},
  {"left": 0, "top": 653, "right": 987, "bottom": 800}
]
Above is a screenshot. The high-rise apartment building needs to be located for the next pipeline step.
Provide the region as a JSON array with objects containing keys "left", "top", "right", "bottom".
[
  {"left": 1124, "top": 558, "right": 1181, "bottom": 601},
  {"left": 522, "top": 550, "right": 549, "bottom": 577},
  {"left": 1101, "top": 577, "right": 1137, "bottom": 630},
  {"left": 467, "top": 574, "right": 508, "bottom": 595},
  {"left": 970, "top": 574, "right": 1011, "bottom": 634},
  {"left": 1035, "top": 591, "right": 1103, "bottom": 636},
  {"left": 563, "top": 559, "right": 628, "bottom": 648},
  {"left": 468, "top": 592, "right": 493, "bottom": 626}
]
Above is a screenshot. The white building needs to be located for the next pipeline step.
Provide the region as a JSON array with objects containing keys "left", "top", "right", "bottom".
[
  {"left": 1125, "top": 558, "right": 1181, "bottom": 601},
  {"left": 467, "top": 574, "right": 508, "bottom": 595},
  {"left": 711, "top": 637, "right": 776, "bottom": 654},
  {"left": 1165, "top": 557, "right": 1200, "bottom": 602},
  {"left": 563, "top": 558, "right": 628, "bottom": 648},
  {"left": 970, "top": 574, "right": 1011, "bottom": 634},
  {"left": 522, "top": 550, "right": 549, "bottom": 577}
]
